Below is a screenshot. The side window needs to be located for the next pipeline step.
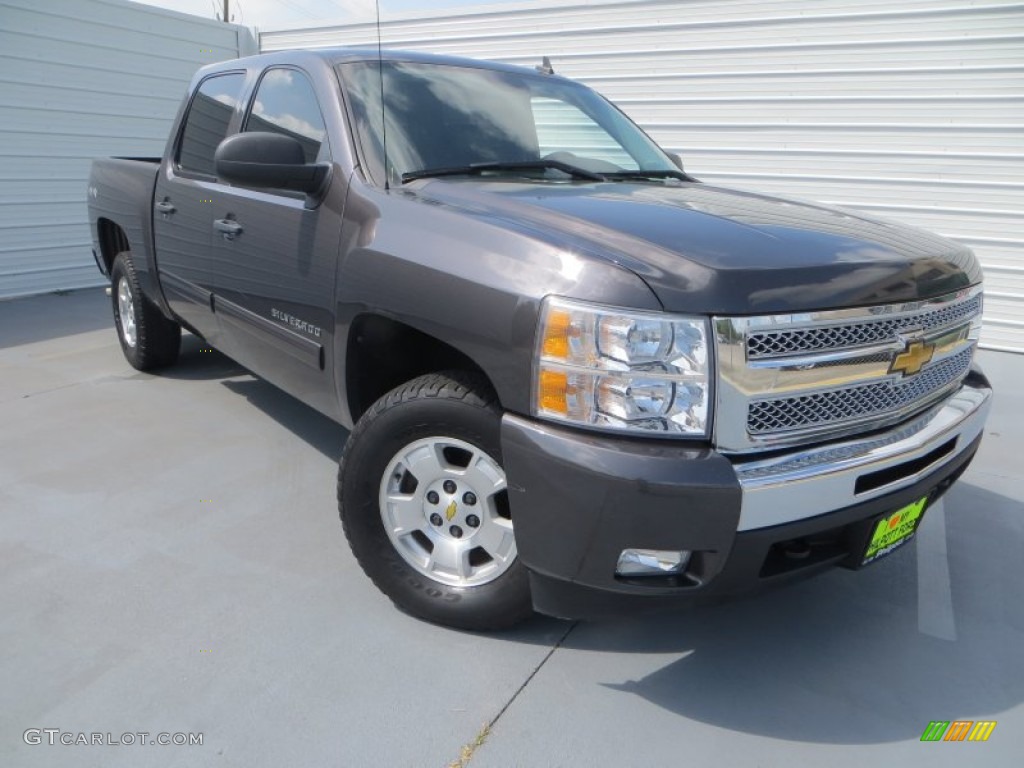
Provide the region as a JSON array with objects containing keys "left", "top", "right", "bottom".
[
  {"left": 245, "top": 68, "right": 327, "bottom": 164},
  {"left": 177, "top": 73, "right": 246, "bottom": 176},
  {"left": 530, "top": 97, "right": 638, "bottom": 170}
]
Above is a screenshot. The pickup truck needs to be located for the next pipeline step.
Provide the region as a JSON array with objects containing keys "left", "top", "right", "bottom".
[{"left": 87, "top": 49, "right": 991, "bottom": 630}]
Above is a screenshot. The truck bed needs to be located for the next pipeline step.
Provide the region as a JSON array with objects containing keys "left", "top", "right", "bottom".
[{"left": 87, "top": 156, "right": 164, "bottom": 307}]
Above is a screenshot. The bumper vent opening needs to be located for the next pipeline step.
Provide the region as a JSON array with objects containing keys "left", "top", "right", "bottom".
[{"left": 855, "top": 437, "right": 957, "bottom": 495}]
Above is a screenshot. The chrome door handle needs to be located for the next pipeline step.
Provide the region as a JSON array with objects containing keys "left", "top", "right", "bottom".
[{"left": 213, "top": 218, "right": 242, "bottom": 240}]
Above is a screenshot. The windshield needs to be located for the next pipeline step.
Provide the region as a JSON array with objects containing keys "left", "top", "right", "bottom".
[{"left": 337, "top": 60, "right": 678, "bottom": 186}]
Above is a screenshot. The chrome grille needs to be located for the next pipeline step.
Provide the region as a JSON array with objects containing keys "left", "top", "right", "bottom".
[
  {"left": 746, "top": 294, "right": 982, "bottom": 359},
  {"left": 714, "top": 286, "right": 984, "bottom": 453},
  {"left": 747, "top": 347, "right": 973, "bottom": 435}
]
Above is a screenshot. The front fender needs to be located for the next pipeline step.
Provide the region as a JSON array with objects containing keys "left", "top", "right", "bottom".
[{"left": 332, "top": 184, "right": 660, "bottom": 423}]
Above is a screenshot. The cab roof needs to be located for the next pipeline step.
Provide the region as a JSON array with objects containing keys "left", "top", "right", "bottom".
[{"left": 206, "top": 47, "right": 574, "bottom": 83}]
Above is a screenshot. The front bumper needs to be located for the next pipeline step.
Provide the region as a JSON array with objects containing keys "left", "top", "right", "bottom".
[{"left": 501, "top": 368, "right": 992, "bottom": 619}]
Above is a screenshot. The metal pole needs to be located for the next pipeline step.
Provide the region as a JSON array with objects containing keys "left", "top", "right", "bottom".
[{"left": 222, "top": 0, "right": 229, "bottom": 22}]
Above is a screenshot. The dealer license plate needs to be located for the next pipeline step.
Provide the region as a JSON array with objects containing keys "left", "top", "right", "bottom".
[{"left": 862, "top": 496, "right": 928, "bottom": 566}]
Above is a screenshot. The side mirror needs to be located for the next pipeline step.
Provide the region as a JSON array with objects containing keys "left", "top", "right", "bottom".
[
  {"left": 665, "top": 151, "right": 685, "bottom": 172},
  {"left": 214, "top": 132, "right": 329, "bottom": 196}
]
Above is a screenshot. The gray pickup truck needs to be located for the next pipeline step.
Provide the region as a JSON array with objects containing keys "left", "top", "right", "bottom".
[{"left": 87, "top": 49, "right": 991, "bottom": 630}]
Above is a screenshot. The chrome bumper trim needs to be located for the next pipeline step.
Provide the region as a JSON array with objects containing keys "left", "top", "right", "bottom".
[{"left": 733, "top": 379, "right": 991, "bottom": 531}]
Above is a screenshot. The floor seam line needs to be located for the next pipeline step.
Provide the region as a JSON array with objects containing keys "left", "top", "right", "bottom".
[
  {"left": 447, "top": 620, "right": 579, "bottom": 768},
  {"left": 489, "top": 620, "right": 578, "bottom": 730}
]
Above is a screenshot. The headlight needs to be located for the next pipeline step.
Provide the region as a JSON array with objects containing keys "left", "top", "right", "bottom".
[{"left": 533, "top": 297, "right": 712, "bottom": 437}]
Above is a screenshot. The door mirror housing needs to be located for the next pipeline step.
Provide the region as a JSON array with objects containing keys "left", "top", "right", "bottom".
[
  {"left": 665, "top": 151, "right": 685, "bottom": 172},
  {"left": 215, "top": 132, "right": 329, "bottom": 196}
]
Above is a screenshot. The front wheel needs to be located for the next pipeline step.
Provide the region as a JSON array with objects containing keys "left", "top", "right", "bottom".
[{"left": 338, "top": 371, "right": 532, "bottom": 630}]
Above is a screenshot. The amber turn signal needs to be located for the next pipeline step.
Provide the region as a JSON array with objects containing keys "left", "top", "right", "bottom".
[
  {"left": 541, "top": 309, "right": 572, "bottom": 359},
  {"left": 537, "top": 369, "right": 569, "bottom": 414}
]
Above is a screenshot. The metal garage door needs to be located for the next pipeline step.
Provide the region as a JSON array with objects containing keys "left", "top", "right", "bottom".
[
  {"left": 262, "top": 0, "right": 1024, "bottom": 352},
  {"left": 0, "top": 0, "right": 256, "bottom": 299}
]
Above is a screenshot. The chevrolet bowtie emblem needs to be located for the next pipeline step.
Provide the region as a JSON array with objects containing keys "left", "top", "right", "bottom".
[
  {"left": 445, "top": 500, "right": 458, "bottom": 521},
  {"left": 889, "top": 339, "right": 935, "bottom": 377}
]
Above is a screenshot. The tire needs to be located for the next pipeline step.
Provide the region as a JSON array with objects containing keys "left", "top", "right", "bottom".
[
  {"left": 110, "top": 251, "right": 181, "bottom": 371},
  {"left": 339, "top": 371, "right": 533, "bottom": 631}
]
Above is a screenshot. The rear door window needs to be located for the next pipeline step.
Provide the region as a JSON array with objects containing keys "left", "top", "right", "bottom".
[{"left": 176, "top": 73, "right": 246, "bottom": 177}]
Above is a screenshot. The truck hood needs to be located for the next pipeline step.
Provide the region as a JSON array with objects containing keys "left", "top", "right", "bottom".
[{"left": 409, "top": 179, "right": 981, "bottom": 314}]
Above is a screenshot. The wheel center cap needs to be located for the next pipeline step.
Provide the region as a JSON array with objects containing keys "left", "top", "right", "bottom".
[{"left": 422, "top": 478, "right": 481, "bottom": 540}]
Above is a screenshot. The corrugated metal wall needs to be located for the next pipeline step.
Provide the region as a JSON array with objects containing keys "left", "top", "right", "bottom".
[
  {"left": 0, "top": 0, "right": 256, "bottom": 299},
  {"left": 262, "top": 0, "right": 1024, "bottom": 353}
]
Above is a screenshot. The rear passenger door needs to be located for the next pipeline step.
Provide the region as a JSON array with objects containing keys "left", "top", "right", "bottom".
[
  {"left": 207, "top": 66, "right": 343, "bottom": 416},
  {"left": 154, "top": 72, "right": 246, "bottom": 339}
]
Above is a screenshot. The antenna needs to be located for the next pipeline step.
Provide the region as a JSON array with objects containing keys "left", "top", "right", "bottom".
[
  {"left": 375, "top": 0, "right": 389, "bottom": 191},
  {"left": 535, "top": 56, "right": 554, "bottom": 75}
]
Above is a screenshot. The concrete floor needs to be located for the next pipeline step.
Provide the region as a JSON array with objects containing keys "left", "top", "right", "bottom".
[{"left": 2, "top": 288, "right": 1021, "bottom": 768}]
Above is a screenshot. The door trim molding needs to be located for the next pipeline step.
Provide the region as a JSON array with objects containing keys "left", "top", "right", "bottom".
[{"left": 214, "top": 294, "right": 323, "bottom": 370}]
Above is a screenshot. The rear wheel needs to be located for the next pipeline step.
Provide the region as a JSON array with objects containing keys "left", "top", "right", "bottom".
[
  {"left": 110, "top": 252, "right": 181, "bottom": 371},
  {"left": 339, "top": 371, "right": 532, "bottom": 630}
]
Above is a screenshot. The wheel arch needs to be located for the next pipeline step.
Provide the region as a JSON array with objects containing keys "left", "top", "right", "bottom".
[
  {"left": 96, "top": 218, "right": 130, "bottom": 275},
  {"left": 345, "top": 313, "right": 499, "bottom": 424}
]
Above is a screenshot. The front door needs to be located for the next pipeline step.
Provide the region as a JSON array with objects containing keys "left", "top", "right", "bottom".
[{"left": 207, "top": 66, "right": 343, "bottom": 418}]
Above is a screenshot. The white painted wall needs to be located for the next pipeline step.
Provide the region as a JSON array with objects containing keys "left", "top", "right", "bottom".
[
  {"left": 263, "top": 0, "right": 1024, "bottom": 352},
  {"left": 0, "top": 0, "right": 256, "bottom": 299}
]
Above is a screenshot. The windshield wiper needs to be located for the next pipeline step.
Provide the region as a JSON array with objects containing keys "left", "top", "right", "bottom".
[
  {"left": 602, "top": 169, "right": 690, "bottom": 182},
  {"left": 401, "top": 160, "right": 605, "bottom": 184}
]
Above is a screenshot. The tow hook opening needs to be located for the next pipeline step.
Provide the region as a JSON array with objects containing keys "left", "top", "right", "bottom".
[
  {"left": 761, "top": 532, "right": 847, "bottom": 578},
  {"left": 782, "top": 539, "right": 812, "bottom": 560}
]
